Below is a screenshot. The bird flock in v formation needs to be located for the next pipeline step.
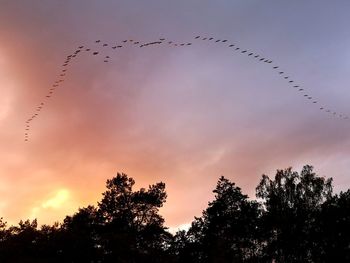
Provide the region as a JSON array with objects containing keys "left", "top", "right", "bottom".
[{"left": 24, "top": 35, "right": 349, "bottom": 142}]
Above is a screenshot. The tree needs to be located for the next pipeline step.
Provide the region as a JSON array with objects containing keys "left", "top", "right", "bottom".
[
  {"left": 181, "top": 176, "right": 261, "bottom": 263},
  {"left": 316, "top": 189, "right": 350, "bottom": 262},
  {"left": 59, "top": 205, "right": 101, "bottom": 262},
  {"left": 97, "top": 173, "right": 170, "bottom": 262},
  {"left": 256, "top": 165, "right": 333, "bottom": 263}
]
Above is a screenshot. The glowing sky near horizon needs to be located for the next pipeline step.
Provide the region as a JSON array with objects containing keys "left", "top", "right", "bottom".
[{"left": 1, "top": 0, "right": 350, "bottom": 228}]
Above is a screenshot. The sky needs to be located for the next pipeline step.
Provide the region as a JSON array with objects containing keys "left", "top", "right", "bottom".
[{"left": 1, "top": 0, "right": 350, "bottom": 228}]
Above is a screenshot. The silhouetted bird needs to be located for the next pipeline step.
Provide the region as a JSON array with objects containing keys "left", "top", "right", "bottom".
[
  {"left": 209, "top": 38, "right": 213, "bottom": 40},
  {"left": 195, "top": 36, "right": 200, "bottom": 39},
  {"left": 279, "top": 72, "right": 284, "bottom": 74},
  {"left": 248, "top": 53, "right": 253, "bottom": 56},
  {"left": 103, "top": 44, "right": 108, "bottom": 46},
  {"left": 93, "top": 52, "right": 99, "bottom": 55},
  {"left": 160, "top": 38, "right": 165, "bottom": 41},
  {"left": 273, "top": 66, "right": 279, "bottom": 69},
  {"left": 289, "top": 80, "right": 294, "bottom": 83},
  {"left": 229, "top": 44, "right": 235, "bottom": 47},
  {"left": 95, "top": 40, "right": 101, "bottom": 43},
  {"left": 222, "top": 40, "right": 228, "bottom": 42},
  {"left": 215, "top": 40, "right": 220, "bottom": 42},
  {"left": 241, "top": 50, "right": 247, "bottom": 53}
]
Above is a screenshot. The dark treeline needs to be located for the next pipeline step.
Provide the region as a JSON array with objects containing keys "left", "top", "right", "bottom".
[{"left": 1, "top": 165, "right": 350, "bottom": 262}]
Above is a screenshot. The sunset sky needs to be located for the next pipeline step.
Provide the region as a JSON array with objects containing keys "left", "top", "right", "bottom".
[{"left": 1, "top": 0, "right": 350, "bottom": 229}]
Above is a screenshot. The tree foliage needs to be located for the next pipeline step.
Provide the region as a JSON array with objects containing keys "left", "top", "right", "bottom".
[{"left": 0, "top": 166, "right": 349, "bottom": 262}]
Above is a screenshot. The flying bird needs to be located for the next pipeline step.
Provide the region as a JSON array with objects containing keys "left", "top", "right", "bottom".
[{"left": 93, "top": 52, "right": 99, "bottom": 55}]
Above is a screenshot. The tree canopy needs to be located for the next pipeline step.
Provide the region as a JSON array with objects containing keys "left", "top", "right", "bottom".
[{"left": 0, "top": 166, "right": 349, "bottom": 262}]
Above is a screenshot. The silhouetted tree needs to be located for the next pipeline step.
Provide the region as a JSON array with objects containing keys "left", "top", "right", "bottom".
[
  {"left": 315, "top": 189, "right": 350, "bottom": 262},
  {"left": 58, "top": 205, "right": 101, "bottom": 262},
  {"left": 1, "top": 166, "right": 350, "bottom": 262},
  {"left": 256, "top": 165, "right": 333, "bottom": 263},
  {"left": 179, "top": 176, "right": 261, "bottom": 263},
  {"left": 97, "top": 173, "right": 171, "bottom": 262}
]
